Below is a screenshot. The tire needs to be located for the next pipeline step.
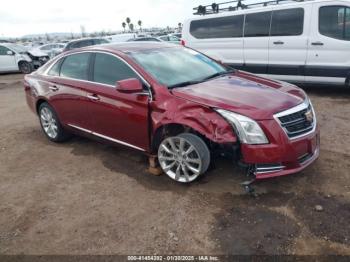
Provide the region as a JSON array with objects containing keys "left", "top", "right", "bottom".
[
  {"left": 158, "top": 132, "right": 210, "bottom": 183},
  {"left": 19, "top": 61, "right": 33, "bottom": 74},
  {"left": 38, "top": 102, "right": 71, "bottom": 142}
]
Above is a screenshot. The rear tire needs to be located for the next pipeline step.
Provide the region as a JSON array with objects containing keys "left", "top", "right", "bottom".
[
  {"left": 158, "top": 133, "right": 210, "bottom": 183},
  {"left": 19, "top": 61, "right": 33, "bottom": 74},
  {"left": 38, "top": 102, "right": 71, "bottom": 142}
]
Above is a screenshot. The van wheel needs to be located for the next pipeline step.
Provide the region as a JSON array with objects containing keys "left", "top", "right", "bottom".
[
  {"left": 38, "top": 102, "right": 71, "bottom": 142},
  {"left": 158, "top": 133, "right": 210, "bottom": 183},
  {"left": 19, "top": 61, "right": 33, "bottom": 74}
]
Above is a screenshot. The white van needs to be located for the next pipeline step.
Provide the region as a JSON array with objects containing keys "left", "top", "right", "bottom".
[{"left": 182, "top": 0, "right": 350, "bottom": 86}]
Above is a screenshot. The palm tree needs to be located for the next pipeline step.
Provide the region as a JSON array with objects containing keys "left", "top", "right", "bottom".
[
  {"left": 129, "top": 23, "right": 134, "bottom": 32},
  {"left": 138, "top": 20, "right": 142, "bottom": 32},
  {"left": 126, "top": 17, "right": 131, "bottom": 32},
  {"left": 122, "top": 22, "right": 126, "bottom": 32}
]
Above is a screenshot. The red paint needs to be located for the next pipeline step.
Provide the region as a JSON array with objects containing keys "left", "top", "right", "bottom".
[{"left": 24, "top": 43, "right": 319, "bottom": 179}]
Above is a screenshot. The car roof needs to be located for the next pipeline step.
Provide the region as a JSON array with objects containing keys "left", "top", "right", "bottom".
[{"left": 79, "top": 42, "right": 177, "bottom": 53}]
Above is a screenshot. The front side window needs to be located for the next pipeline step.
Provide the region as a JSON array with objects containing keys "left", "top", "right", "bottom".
[
  {"left": 0, "top": 46, "right": 11, "bottom": 55},
  {"left": 130, "top": 47, "right": 228, "bottom": 88},
  {"left": 60, "top": 53, "right": 90, "bottom": 80},
  {"left": 244, "top": 11, "right": 272, "bottom": 37},
  {"left": 319, "top": 6, "right": 350, "bottom": 40},
  {"left": 190, "top": 15, "right": 244, "bottom": 39},
  {"left": 271, "top": 8, "right": 304, "bottom": 36},
  {"left": 93, "top": 53, "right": 138, "bottom": 86}
]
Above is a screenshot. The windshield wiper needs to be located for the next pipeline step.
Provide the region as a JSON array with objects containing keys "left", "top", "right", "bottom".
[
  {"left": 201, "top": 69, "right": 236, "bottom": 81},
  {"left": 168, "top": 69, "right": 236, "bottom": 89},
  {"left": 168, "top": 80, "right": 202, "bottom": 89}
]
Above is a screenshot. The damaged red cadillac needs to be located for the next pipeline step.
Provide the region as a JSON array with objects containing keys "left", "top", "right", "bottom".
[{"left": 24, "top": 43, "right": 320, "bottom": 183}]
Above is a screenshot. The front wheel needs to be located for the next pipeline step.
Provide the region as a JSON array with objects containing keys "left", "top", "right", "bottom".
[{"left": 158, "top": 133, "right": 210, "bottom": 183}]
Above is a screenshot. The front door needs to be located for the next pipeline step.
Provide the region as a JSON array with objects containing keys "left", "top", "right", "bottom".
[{"left": 81, "top": 52, "right": 150, "bottom": 151}]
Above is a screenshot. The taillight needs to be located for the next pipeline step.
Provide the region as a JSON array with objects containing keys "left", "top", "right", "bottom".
[{"left": 180, "top": 39, "right": 186, "bottom": 46}]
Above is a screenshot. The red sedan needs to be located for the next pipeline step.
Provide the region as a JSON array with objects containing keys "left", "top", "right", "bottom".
[{"left": 24, "top": 43, "right": 319, "bottom": 183}]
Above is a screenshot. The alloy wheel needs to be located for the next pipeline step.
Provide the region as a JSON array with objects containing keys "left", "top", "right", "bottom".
[
  {"left": 40, "top": 107, "right": 58, "bottom": 139},
  {"left": 158, "top": 137, "right": 203, "bottom": 183}
]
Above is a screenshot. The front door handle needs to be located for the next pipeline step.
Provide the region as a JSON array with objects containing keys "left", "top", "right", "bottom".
[
  {"left": 273, "top": 41, "right": 284, "bottom": 45},
  {"left": 87, "top": 94, "right": 100, "bottom": 101},
  {"left": 311, "top": 42, "right": 324, "bottom": 46},
  {"left": 49, "top": 85, "right": 59, "bottom": 92}
]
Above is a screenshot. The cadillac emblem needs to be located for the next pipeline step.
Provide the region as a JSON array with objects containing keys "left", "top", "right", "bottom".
[{"left": 305, "top": 110, "right": 314, "bottom": 123}]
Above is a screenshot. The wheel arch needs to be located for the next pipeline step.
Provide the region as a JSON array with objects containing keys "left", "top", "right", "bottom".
[
  {"left": 36, "top": 98, "right": 49, "bottom": 114},
  {"left": 151, "top": 120, "right": 237, "bottom": 154}
]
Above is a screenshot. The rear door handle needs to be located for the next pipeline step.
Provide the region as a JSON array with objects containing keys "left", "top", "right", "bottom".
[
  {"left": 273, "top": 41, "right": 284, "bottom": 45},
  {"left": 49, "top": 85, "right": 59, "bottom": 92},
  {"left": 311, "top": 42, "right": 324, "bottom": 46},
  {"left": 87, "top": 94, "right": 100, "bottom": 101}
]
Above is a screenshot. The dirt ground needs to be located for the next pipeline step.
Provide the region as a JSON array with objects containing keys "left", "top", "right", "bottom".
[{"left": 0, "top": 73, "right": 349, "bottom": 255}]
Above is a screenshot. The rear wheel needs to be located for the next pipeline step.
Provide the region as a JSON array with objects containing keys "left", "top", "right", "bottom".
[
  {"left": 19, "top": 61, "right": 33, "bottom": 74},
  {"left": 38, "top": 102, "right": 71, "bottom": 142},
  {"left": 158, "top": 133, "right": 210, "bottom": 183}
]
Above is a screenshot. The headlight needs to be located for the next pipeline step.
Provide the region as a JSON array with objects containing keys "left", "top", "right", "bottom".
[{"left": 215, "top": 109, "right": 269, "bottom": 145}]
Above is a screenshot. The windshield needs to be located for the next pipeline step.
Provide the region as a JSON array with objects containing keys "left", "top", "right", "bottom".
[
  {"left": 129, "top": 47, "right": 231, "bottom": 88},
  {"left": 8, "top": 44, "right": 28, "bottom": 53}
]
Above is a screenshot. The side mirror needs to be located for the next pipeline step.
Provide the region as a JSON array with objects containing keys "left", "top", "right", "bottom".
[
  {"left": 116, "top": 78, "right": 143, "bottom": 93},
  {"left": 6, "top": 50, "right": 14, "bottom": 56}
]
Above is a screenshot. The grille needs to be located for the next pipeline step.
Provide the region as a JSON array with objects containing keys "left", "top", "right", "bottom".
[{"left": 276, "top": 102, "right": 315, "bottom": 139}]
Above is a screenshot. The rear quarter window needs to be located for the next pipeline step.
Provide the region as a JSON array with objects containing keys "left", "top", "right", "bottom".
[{"left": 190, "top": 15, "right": 244, "bottom": 39}]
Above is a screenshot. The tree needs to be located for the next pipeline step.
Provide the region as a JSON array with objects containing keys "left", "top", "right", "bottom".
[
  {"left": 122, "top": 22, "right": 126, "bottom": 32},
  {"left": 138, "top": 20, "right": 142, "bottom": 32},
  {"left": 129, "top": 23, "right": 134, "bottom": 32},
  {"left": 178, "top": 23, "right": 182, "bottom": 30},
  {"left": 126, "top": 17, "right": 131, "bottom": 31}
]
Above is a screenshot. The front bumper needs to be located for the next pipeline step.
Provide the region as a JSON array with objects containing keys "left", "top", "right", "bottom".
[{"left": 240, "top": 119, "right": 320, "bottom": 179}]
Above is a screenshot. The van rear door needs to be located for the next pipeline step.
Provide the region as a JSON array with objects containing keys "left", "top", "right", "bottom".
[{"left": 267, "top": 7, "right": 310, "bottom": 82}]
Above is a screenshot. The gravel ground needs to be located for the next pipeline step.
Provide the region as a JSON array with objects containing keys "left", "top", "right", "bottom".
[{"left": 0, "top": 73, "right": 349, "bottom": 255}]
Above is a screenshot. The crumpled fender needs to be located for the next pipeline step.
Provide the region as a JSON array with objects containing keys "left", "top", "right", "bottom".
[{"left": 151, "top": 94, "right": 237, "bottom": 144}]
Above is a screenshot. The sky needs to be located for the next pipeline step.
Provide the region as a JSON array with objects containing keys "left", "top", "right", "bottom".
[{"left": 0, "top": 0, "right": 222, "bottom": 37}]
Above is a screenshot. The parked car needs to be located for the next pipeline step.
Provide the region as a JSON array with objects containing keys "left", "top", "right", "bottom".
[
  {"left": 105, "top": 33, "right": 137, "bottom": 42},
  {"left": 182, "top": 0, "right": 350, "bottom": 86},
  {"left": 63, "top": 38, "right": 109, "bottom": 52},
  {"left": 127, "top": 37, "right": 162, "bottom": 42},
  {"left": 0, "top": 43, "right": 49, "bottom": 74},
  {"left": 34, "top": 43, "right": 66, "bottom": 58},
  {"left": 158, "top": 35, "right": 181, "bottom": 44},
  {"left": 24, "top": 43, "right": 319, "bottom": 183}
]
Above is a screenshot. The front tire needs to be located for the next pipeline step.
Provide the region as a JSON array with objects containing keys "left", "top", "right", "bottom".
[
  {"left": 38, "top": 102, "right": 71, "bottom": 142},
  {"left": 19, "top": 61, "right": 33, "bottom": 74},
  {"left": 158, "top": 133, "right": 210, "bottom": 183}
]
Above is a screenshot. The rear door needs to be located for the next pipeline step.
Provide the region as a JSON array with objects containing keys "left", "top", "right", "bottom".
[
  {"left": 81, "top": 52, "right": 150, "bottom": 151},
  {"left": 268, "top": 7, "right": 310, "bottom": 82},
  {"left": 46, "top": 52, "right": 93, "bottom": 130},
  {"left": 306, "top": 3, "right": 350, "bottom": 85},
  {"left": 243, "top": 10, "right": 272, "bottom": 76}
]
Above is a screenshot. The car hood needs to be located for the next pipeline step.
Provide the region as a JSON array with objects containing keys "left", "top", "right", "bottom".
[
  {"left": 171, "top": 71, "right": 306, "bottom": 120},
  {"left": 28, "top": 49, "right": 48, "bottom": 57}
]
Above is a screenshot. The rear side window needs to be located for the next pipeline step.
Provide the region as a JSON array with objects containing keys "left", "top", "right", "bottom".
[
  {"left": 271, "top": 8, "right": 304, "bottom": 36},
  {"left": 190, "top": 15, "right": 244, "bottom": 39},
  {"left": 47, "top": 60, "right": 62, "bottom": 76},
  {"left": 93, "top": 53, "right": 138, "bottom": 86},
  {"left": 244, "top": 11, "right": 272, "bottom": 37},
  {"left": 60, "top": 53, "right": 90, "bottom": 80},
  {"left": 319, "top": 6, "right": 350, "bottom": 40}
]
